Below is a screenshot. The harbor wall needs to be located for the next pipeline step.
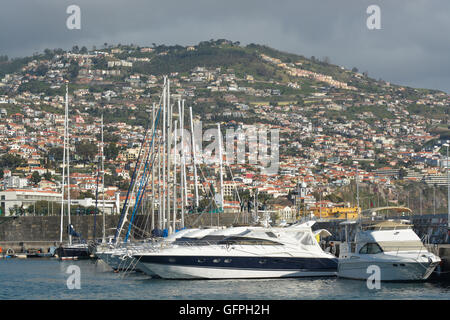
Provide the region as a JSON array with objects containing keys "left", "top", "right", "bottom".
[
  {"left": 0, "top": 211, "right": 240, "bottom": 246},
  {"left": 0, "top": 215, "right": 119, "bottom": 243},
  {"left": 1, "top": 213, "right": 447, "bottom": 243},
  {"left": 1, "top": 213, "right": 448, "bottom": 253}
]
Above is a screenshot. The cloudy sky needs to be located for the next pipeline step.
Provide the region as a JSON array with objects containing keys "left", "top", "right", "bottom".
[{"left": 1, "top": 0, "right": 449, "bottom": 92}]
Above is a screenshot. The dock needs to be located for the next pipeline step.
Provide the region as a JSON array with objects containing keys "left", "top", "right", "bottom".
[{"left": 0, "top": 241, "right": 59, "bottom": 259}]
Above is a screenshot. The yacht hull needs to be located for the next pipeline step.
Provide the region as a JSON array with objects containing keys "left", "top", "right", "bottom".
[
  {"left": 135, "top": 255, "right": 338, "bottom": 279},
  {"left": 96, "top": 252, "right": 138, "bottom": 271},
  {"left": 338, "top": 259, "right": 439, "bottom": 281},
  {"left": 56, "top": 245, "right": 91, "bottom": 260},
  {"left": 96, "top": 251, "right": 152, "bottom": 273},
  {"left": 96, "top": 252, "right": 121, "bottom": 270}
]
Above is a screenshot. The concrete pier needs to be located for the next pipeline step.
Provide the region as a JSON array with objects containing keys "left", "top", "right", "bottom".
[{"left": 0, "top": 241, "right": 59, "bottom": 255}]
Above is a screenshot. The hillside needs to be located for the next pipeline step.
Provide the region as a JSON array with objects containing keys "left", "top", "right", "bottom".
[
  {"left": 0, "top": 40, "right": 450, "bottom": 213},
  {"left": 0, "top": 39, "right": 449, "bottom": 152},
  {"left": 1, "top": 40, "right": 443, "bottom": 101}
]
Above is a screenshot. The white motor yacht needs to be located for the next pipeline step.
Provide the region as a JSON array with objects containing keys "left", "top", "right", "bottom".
[
  {"left": 133, "top": 221, "right": 338, "bottom": 279},
  {"left": 338, "top": 219, "right": 441, "bottom": 281}
]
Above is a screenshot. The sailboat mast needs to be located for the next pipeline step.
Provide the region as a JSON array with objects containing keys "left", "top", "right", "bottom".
[
  {"left": 181, "top": 100, "right": 188, "bottom": 211},
  {"left": 446, "top": 144, "right": 450, "bottom": 234},
  {"left": 179, "top": 100, "right": 185, "bottom": 229},
  {"left": 151, "top": 103, "right": 155, "bottom": 231},
  {"left": 190, "top": 106, "right": 199, "bottom": 209},
  {"left": 218, "top": 123, "right": 224, "bottom": 212},
  {"left": 101, "top": 114, "right": 106, "bottom": 243},
  {"left": 166, "top": 79, "right": 172, "bottom": 233},
  {"left": 162, "top": 76, "right": 167, "bottom": 230},
  {"left": 59, "top": 83, "right": 68, "bottom": 243},
  {"left": 356, "top": 161, "right": 360, "bottom": 223},
  {"left": 173, "top": 120, "right": 177, "bottom": 233},
  {"left": 157, "top": 135, "right": 162, "bottom": 230},
  {"left": 93, "top": 123, "right": 100, "bottom": 240},
  {"left": 66, "top": 84, "right": 72, "bottom": 246}
]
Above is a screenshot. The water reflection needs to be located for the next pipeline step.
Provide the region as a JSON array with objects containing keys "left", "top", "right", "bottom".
[{"left": 0, "top": 260, "right": 449, "bottom": 300}]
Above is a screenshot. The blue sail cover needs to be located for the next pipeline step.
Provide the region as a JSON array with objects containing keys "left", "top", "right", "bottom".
[
  {"left": 151, "top": 229, "right": 163, "bottom": 237},
  {"left": 68, "top": 224, "right": 81, "bottom": 238}
]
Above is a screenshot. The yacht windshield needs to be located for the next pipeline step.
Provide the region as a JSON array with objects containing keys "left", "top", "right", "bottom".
[
  {"left": 218, "top": 236, "right": 283, "bottom": 246},
  {"left": 377, "top": 240, "right": 426, "bottom": 252},
  {"left": 295, "top": 232, "right": 316, "bottom": 246},
  {"left": 359, "top": 242, "right": 383, "bottom": 254}
]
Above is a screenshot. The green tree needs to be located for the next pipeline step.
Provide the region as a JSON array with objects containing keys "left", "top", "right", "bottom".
[
  {"left": 79, "top": 190, "right": 95, "bottom": 199},
  {"left": 43, "top": 49, "right": 54, "bottom": 59},
  {"left": 30, "top": 171, "right": 41, "bottom": 185},
  {"left": 104, "top": 173, "right": 116, "bottom": 187},
  {"left": 68, "top": 61, "right": 80, "bottom": 79},
  {"left": 34, "top": 64, "right": 49, "bottom": 76},
  {"left": 48, "top": 147, "right": 64, "bottom": 161},
  {"left": 105, "top": 143, "right": 119, "bottom": 160},
  {"left": 399, "top": 168, "right": 408, "bottom": 180},
  {"left": 43, "top": 170, "right": 52, "bottom": 181},
  {"left": 27, "top": 200, "right": 58, "bottom": 216},
  {"left": 118, "top": 179, "right": 130, "bottom": 191},
  {"left": 75, "top": 142, "right": 97, "bottom": 162},
  {"left": 91, "top": 57, "right": 108, "bottom": 69},
  {"left": 0, "top": 154, "right": 25, "bottom": 170}
]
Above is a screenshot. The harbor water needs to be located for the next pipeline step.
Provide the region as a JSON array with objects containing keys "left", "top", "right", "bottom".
[{"left": 0, "top": 259, "right": 449, "bottom": 300}]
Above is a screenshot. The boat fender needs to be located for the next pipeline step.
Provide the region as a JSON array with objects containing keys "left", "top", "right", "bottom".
[{"left": 49, "top": 247, "right": 57, "bottom": 256}]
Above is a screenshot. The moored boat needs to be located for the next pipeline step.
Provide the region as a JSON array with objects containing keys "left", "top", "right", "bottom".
[
  {"left": 338, "top": 211, "right": 441, "bottom": 281},
  {"left": 133, "top": 221, "right": 338, "bottom": 279},
  {"left": 55, "top": 242, "right": 91, "bottom": 260}
]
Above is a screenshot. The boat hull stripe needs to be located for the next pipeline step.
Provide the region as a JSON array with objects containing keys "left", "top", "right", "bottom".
[{"left": 135, "top": 255, "right": 338, "bottom": 271}]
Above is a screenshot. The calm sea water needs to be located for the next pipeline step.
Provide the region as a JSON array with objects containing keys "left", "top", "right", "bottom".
[{"left": 0, "top": 259, "right": 449, "bottom": 300}]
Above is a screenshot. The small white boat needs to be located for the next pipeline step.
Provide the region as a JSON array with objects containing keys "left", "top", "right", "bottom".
[{"left": 338, "top": 219, "right": 441, "bottom": 281}]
